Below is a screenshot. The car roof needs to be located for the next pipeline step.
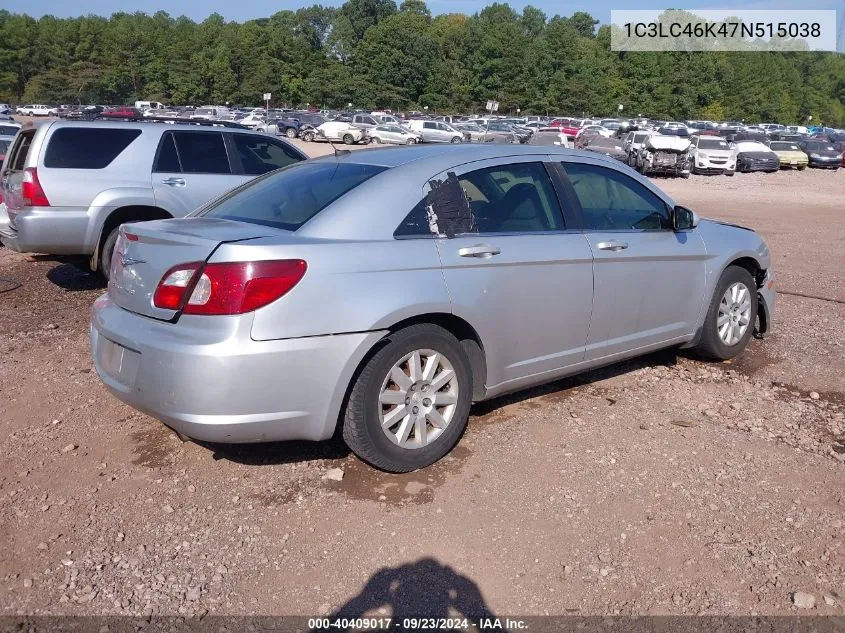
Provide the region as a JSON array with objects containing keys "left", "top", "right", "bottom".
[
  {"left": 20, "top": 119, "right": 255, "bottom": 134},
  {"left": 311, "top": 143, "right": 613, "bottom": 170}
]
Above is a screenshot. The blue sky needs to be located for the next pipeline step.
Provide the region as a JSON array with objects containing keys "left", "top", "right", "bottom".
[{"left": 4, "top": 0, "right": 840, "bottom": 24}]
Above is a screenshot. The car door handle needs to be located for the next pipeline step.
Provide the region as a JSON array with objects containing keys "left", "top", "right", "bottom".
[
  {"left": 596, "top": 240, "right": 629, "bottom": 251},
  {"left": 161, "top": 177, "right": 186, "bottom": 187},
  {"left": 458, "top": 244, "right": 501, "bottom": 258}
]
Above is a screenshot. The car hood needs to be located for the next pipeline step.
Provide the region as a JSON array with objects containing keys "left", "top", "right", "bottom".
[
  {"left": 646, "top": 135, "right": 690, "bottom": 152},
  {"left": 773, "top": 150, "right": 807, "bottom": 160},
  {"left": 696, "top": 148, "right": 733, "bottom": 158}
]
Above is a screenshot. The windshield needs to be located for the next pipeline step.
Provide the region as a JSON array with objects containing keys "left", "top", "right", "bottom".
[
  {"left": 769, "top": 142, "right": 800, "bottom": 151},
  {"left": 199, "top": 161, "right": 387, "bottom": 231},
  {"left": 736, "top": 142, "right": 768, "bottom": 152},
  {"left": 697, "top": 138, "right": 729, "bottom": 150},
  {"left": 807, "top": 143, "right": 835, "bottom": 151}
]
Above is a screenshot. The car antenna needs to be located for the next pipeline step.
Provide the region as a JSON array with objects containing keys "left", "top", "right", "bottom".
[{"left": 328, "top": 139, "right": 351, "bottom": 157}]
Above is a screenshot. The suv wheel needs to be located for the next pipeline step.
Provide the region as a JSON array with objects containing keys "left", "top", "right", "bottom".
[
  {"left": 342, "top": 324, "right": 472, "bottom": 472},
  {"left": 693, "top": 265, "right": 758, "bottom": 360},
  {"left": 99, "top": 226, "right": 121, "bottom": 280},
  {"left": 285, "top": 127, "right": 298, "bottom": 139}
]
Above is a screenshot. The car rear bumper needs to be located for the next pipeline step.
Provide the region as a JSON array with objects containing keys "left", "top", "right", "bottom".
[
  {"left": 90, "top": 293, "right": 386, "bottom": 444},
  {"left": 0, "top": 205, "right": 94, "bottom": 254}
]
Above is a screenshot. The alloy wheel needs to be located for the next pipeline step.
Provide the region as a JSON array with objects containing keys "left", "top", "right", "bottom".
[
  {"left": 378, "top": 349, "right": 459, "bottom": 449},
  {"left": 717, "top": 282, "right": 752, "bottom": 345}
]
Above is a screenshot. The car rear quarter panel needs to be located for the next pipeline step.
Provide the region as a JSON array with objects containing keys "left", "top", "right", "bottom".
[{"left": 211, "top": 237, "right": 451, "bottom": 342}]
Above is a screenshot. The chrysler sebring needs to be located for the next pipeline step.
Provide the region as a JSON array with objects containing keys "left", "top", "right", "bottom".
[{"left": 90, "top": 145, "right": 775, "bottom": 472}]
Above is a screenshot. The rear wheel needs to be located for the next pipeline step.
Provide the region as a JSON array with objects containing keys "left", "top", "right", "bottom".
[
  {"left": 692, "top": 266, "right": 758, "bottom": 361},
  {"left": 342, "top": 324, "right": 472, "bottom": 472}
]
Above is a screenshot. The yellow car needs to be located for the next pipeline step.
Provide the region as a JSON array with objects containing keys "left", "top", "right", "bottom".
[{"left": 768, "top": 141, "right": 808, "bottom": 170}]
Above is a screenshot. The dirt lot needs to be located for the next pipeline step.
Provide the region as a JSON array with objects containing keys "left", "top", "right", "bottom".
[{"left": 0, "top": 143, "right": 843, "bottom": 618}]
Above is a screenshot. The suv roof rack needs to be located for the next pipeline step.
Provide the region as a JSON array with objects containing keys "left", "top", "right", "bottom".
[{"left": 92, "top": 115, "right": 249, "bottom": 129}]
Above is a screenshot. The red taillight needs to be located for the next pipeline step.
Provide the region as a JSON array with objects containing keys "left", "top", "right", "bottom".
[
  {"left": 22, "top": 167, "right": 50, "bottom": 206},
  {"left": 153, "top": 260, "right": 307, "bottom": 315}
]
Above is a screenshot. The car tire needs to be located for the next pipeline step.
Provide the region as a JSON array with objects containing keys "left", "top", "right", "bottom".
[
  {"left": 99, "top": 226, "right": 121, "bottom": 280},
  {"left": 726, "top": 170, "right": 735, "bottom": 176},
  {"left": 405, "top": 139, "right": 412, "bottom": 145},
  {"left": 285, "top": 127, "right": 298, "bottom": 139},
  {"left": 342, "top": 324, "right": 473, "bottom": 473},
  {"left": 692, "top": 265, "right": 758, "bottom": 361},
  {"left": 797, "top": 165, "right": 806, "bottom": 171},
  {"left": 303, "top": 132, "right": 315, "bottom": 142},
  {"left": 343, "top": 134, "right": 354, "bottom": 145},
  {"left": 450, "top": 136, "right": 462, "bottom": 144}
]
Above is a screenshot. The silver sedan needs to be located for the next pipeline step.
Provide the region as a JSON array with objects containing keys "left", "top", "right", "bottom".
[
  {"left": 369, "top": 125, "right": 420, "bottom": 145},
  {"left": 90, "top": 145, "right": 775, "bottom": 472}
]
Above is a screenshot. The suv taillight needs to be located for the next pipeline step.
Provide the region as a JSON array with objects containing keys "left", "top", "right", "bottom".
[
  {"left": 153, "top": 260, "right": 307, "bottom": 315},
  {"left": 22, "top": 167, "right": 50, "bottom": 206}
]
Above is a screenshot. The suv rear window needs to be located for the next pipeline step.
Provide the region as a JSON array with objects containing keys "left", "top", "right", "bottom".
[
  {"left": 199, "top": 161, "right": 386, "bottom": 231},
  {"left": 44, "top": 128, "right": 141, "bottom": 169}
]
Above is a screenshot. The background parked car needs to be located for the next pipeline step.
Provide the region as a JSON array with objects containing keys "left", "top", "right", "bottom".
[
  {"left": 767, "top": 141, "right": 808, "bottom": 170},
  {"left": 798, "top": 140, "right": 842, "bottom": 170},
  {"left": 313, "top": 121, "right": 367, "bottom": 144},
  {"left": 258, "top": 116, "right": 301, "bottom": 138},
  {"left": 733, "top": 141, "right": 780, "bottom": 173},
  {"left": 405, "top": 120, "right": 465, "bottom": 143},
  {"left": 688, "top": 135, "right": 736, "bottom": 175},
  {"left": 17, "top": 104, "right": 58, "bottom": 116},
  {"left": 0, "top": 120, "right": 306, "bottom": 276},
  {"left": 100, "top": 106, "right": 142, "bottom": 119},
  {"left": 369, "top": 125, "right": 420, "bottom": 145},
  {"left": 527, "top": 128, "right": 570, "bottom": 147},
  {"left": 622, "top": 131, "right": 653, "bottom": 167},
  {"left": 635, "top": 134, "right": 691, "bottom": 177},
  {"left": 581, "top": 136, "right": 627, "bottom": 161}
]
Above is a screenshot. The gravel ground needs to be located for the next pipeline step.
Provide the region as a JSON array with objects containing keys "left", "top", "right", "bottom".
[{"left": 0, "top": 145, "right": 843, "bottom": 618}]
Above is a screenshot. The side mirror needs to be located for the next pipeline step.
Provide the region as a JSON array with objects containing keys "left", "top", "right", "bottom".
[{"left": 673, "top": 205, "right": 699, "bottom": 231}]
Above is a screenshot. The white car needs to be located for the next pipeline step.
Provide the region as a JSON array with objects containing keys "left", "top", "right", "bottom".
[
  {"left": 313, "top": 121, "right": 366, "bottom": 144},
  {"left": 575, "top": 125, "right": 612, "bottom": 139},
  {"left": 237, "top": 113, "right": 267, "bottom": 129},
  {"left": 369, "top": 124, "right": 420, "bottom": 145},
  {"left": 688, "top": 135, "right": 736, "bottom": 175},
  {"left": 17, "top": 104, "right": 57, "bottom": 116}
]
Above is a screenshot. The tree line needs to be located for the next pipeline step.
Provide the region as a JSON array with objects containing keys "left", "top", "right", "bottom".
[{"left": 1, "top": 1, "right": 844, "bottom": 125}]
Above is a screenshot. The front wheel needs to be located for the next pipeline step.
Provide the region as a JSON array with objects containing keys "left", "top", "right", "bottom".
[
  {"left": 303, "top": 131, "right": 315, "bottom": 142},
  {"left": 342, "top": 324, "right": 473, "bottom": 472},
  {"left": 285, "top": 127, "right": 298, "bottom": 139},
  {"left": 343, "top": 133, "right": 354, "bottom": 145},
  {"left": 450, "top": 136, "right": 462, "bottom": 144},
  {"left": 692, "top": 266, "right": 758, "bottom": 361}
]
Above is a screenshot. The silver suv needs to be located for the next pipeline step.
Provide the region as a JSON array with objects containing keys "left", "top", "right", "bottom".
[{"left": 0, "top": 119, "right": 305, "bottom": 276}]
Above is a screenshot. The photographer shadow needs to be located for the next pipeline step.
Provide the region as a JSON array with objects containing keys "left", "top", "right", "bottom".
[{"left": 323, "top": 557, "right": 504, "bottom": 632}]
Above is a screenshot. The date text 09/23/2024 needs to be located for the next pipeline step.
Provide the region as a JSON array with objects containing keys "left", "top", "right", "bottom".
[{"left": 308, "top": 618, "right": 528, "bottom": 630}]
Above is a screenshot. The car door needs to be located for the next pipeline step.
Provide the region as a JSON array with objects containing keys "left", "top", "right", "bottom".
[
  {"left": 560, "top": 158, "right": 708, "bottom": 361},
  {"left": 152, "top": 130, "right": 246, "bottom": 217},
  {"left": 421, "top": 157, "right": 594, "bottom": 391},
  {"left": 421, "top": 121, "right": 438, "bottom": 142}
]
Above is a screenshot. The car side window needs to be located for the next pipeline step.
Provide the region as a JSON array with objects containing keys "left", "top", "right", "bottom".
[
  {"left": 395, "top": 162, "right": 564, "bottom": 238},
  {"left": 230, "top": 134, "right": 302, "bottom": 175},
  {"left": 563, "top": 162, "right": 672, "bottom": 231},
  {"left": 172, "top": 131, "right": 231, "bottom": 174},
  {"left": 423, "top": 122, "right": 436, "bottom": 129},
  {"left": 153, "top": 133, "right": 181, "bottom": 172}
]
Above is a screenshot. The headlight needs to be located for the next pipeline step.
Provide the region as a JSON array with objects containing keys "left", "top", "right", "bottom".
[
  {"left": 697, "top": 152, "right": 708, "bottom": 159},
  {"left": 810, "top": 153, "right": 821, "bottom": 159}
]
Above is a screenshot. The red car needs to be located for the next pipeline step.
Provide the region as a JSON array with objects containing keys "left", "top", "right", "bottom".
[
  {"left": 100, "top": 106, "right": 142, "bottom": 119},
  {"left": 549, "top": 117, "right": 582, "bottom": 139}
]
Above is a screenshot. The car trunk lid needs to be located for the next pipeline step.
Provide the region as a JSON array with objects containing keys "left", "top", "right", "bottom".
[{"left": 108, "top": 218, "right": 278, "bottom": 320}]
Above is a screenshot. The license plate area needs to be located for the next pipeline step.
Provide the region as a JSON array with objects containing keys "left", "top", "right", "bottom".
[{"left": 96, "top": 334, "right": 141, "bottom": 387}]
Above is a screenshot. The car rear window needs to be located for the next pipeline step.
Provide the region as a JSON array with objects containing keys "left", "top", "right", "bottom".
[
  {"left": 199, "top": 161, "right": 387, "bottom": 231},
  {"left": 0, "top": 125, "right": 19, "bottom": 136},
  {"left": 44, "top": 128, "right": 141, "bottom": 169}
]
